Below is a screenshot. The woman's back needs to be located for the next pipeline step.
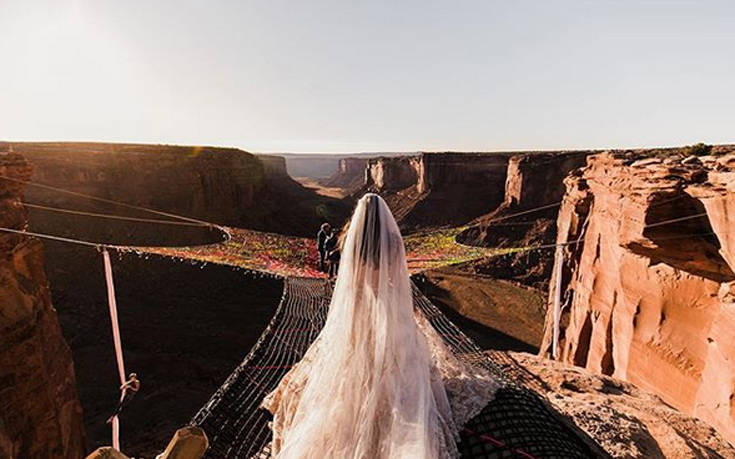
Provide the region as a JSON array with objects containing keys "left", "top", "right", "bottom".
[{"left": 261, "top": 194, "right": 498, "bottom": 458}]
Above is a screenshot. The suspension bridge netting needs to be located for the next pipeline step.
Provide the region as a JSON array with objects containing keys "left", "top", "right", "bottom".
[
  {"left": 133, "top": 226, "right": 497, "bottom": 279},
  {"left": 191, "top": 277, "right": 599, "bottom": 459}
]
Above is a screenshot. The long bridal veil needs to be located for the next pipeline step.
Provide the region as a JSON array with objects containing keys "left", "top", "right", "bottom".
[{"left": 262, "top": 193, "right": 498, "bottom": 458}]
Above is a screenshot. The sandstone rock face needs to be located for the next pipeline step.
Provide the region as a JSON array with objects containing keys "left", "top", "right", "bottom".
[
  {"left": 363, "top": 152, "right": 511, "bottom": 231},
  {"left": 458, "top": 151, "right": 590, "bottom": 289},
  {"left": 365, "top": 155, "right": 421, "bottom": 192},
  {"left": 418, "top": 152, "right": 509, "bottom": 196},
  {"left": 8, "top": 142, "right": 265, "bottom": 227},
  {"left": 503, "top": 152, "right": 590, "bottom": 209},
  {"left": 540, "top": 149, "right": 735, "bottom": 445},
  {"left": 494, "top": 351, "right": 735, "bottom": 458},
  {"left": 0, "top": 151, "right": 85, "bottom": 458},
  {"left": 322, "top": 158, "right": 368, "bottom": 192}
]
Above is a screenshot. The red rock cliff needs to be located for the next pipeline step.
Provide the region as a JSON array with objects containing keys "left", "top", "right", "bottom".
[
  {"left": 364, "top": 152, "right": 511, "bottom": 231},
  {"left": 0, "top": 151, "right": 85, "bottom": 458},
  {"left": 457, "top": 151, "right": 590, "bottom": 289},
  {"left": 365, "top": 155, "right": 422, "bottom": 192},
  {"left": 540, "top": 148, "right": 735, "bottom": 444},
  {"left": 7, "top": 142, "right": 266, "bottom": 226},
  {"left": 2, "top": 142, "right": 348, "bottom": 240},
  {"left": 323, "top": 158, "right": 368, "bottom": 192}
]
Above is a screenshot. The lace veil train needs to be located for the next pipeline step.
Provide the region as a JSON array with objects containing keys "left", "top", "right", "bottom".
[{"left": 262, "top": 193, "right": 498, "bottom": 458}]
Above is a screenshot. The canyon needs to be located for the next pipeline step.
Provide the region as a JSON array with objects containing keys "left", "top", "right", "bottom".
[
  {"left": 0, "top": 142, "right": 340, "bottom": 456},
  {"left": 356, "top": 151, "right": 592, "bottom": 351},
  {"left": 362, "top": 152, "right": 512, "bottom": 231},
  {"left": 3, "top": 142, "right": 349, "bottom": 242},
  {"left": 3, "top": 141, "right": 734, "bottom": 457},
  {"left": 540, "top": 147, "right": 735, "bottom": 446},
  {"left": 457, "top": 151, "right": 592, "bottom": 290}
]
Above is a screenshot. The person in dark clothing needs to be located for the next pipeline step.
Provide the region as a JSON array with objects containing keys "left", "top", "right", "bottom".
[
  {"left": 324, "top": 228, "right": 341, "bottom": 278},
  {"left": 106, "top": 373, "right": 140, "bottom": 423},
  {"left": 317, "top": 223, "right": 331, "bottom": 272}
]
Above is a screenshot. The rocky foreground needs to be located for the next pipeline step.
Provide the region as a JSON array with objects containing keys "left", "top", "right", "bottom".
[
  {"left": 492, "top": 351, "right": 735, "bottom": 458},
  {"left": 0, "top": 152, "right": 85, "bottom": 458},
  {"left": 542, "top": 147, "right": 735, "bottom": 446}
]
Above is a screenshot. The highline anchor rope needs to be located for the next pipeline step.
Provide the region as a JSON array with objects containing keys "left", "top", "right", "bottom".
[
  {"left": 103, "top": 249, "right": 127, "bottom": 451},
  {"left": 24, "top": 202, "right": 210, "bottom": 227}
]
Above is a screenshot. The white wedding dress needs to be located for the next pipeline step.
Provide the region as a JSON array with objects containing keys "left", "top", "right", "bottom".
[{"left": 262, "top": 194, "right": 499, "bottom": 458}]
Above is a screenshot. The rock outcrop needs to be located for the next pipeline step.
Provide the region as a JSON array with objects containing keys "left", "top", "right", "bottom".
[
  {"left": 321, "top": 158, "right": 368, "bottom": 193},
  {"left": 365, "top": 155, "right": 423, "bottom": 192},
  {"left": 457, "top": 151, "right": 591, "bottom": 289},
  {"left": 363, "top": 152, "right": 511, "bottom": 231},
  {"left": 540, "top": 147, "right": 735, "bottom": 445},
  {"left": 493, "top": 351, "right": 735, "bottom": 458},
  {"left": 0, "top": 151, "right": 85, "bottom": 458}
]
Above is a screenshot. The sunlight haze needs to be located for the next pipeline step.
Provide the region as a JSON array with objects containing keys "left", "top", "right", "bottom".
[{"left": 1, "top": 0, "right": 734, "bottom": 152}]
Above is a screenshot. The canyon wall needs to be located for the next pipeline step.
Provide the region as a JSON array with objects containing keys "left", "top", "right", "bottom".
[
  {"left": 540, "top": 148, "right": 735, "bottom": 444},
  {"left": 0, "top": 151, "right": 85, "bottom": 458},
  {"left": 365, "top": 155, "right": 421, "bottom": 192},
  {"left": 10, "top": 142, "right": 265, "bottom": 226},
  {"left": 321, "top": 158, "right": 368, "bottom": 193},
  {"left": 502, "top": 152, "right": 591, "bottom": 209},
  {"left": 364, "top": 152, "right": 511, "bottom": 230},
  {"left": 456, "top": 151, "right": 591, "bottom": 289},
  {"left": 2, "top": 142, "right": 348, "bottom": 240},
  {"left": 364, "top": 150, "right": 589, "bottom": 237}
]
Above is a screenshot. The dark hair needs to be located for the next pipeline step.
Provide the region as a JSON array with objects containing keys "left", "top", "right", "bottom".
[
  {"left": 359, "top": 195, "right": 381, "bottom": 267},
  {"left": 340, "top": 195, "right": 383, "bottom": 266}
]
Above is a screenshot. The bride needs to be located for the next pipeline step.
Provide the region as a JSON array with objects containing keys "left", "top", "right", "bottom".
[{"left": 262, "top": 193, "right": 498, "bottom": 458}]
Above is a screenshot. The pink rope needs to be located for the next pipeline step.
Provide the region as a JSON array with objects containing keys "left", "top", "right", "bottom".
[{"left": 103, "top": 249, "right": 127, "bottom": 451}]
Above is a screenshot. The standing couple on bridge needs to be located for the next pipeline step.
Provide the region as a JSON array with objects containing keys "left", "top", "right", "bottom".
[
  {"left": 261, "top": 194, "right": 499, "bottom": 458},
  {"left": 317, "top": 221, "right": 341, "bottom": 278}
]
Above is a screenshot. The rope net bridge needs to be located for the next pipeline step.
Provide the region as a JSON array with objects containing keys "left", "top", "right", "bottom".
[
  {"left": 192, "top": 277, "right": 598, "bottom": 459},
  {"left": 133, "top": 225, "right": 497, "bottom": 278}
]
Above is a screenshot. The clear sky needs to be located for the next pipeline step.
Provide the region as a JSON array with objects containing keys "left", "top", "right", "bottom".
[{"left": 1, "top": 0, "right": 734, "bottom": 153}]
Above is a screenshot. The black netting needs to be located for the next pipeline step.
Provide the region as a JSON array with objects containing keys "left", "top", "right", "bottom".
[{"left": 192, "top": 277, "right": 602, "bottom": 458}]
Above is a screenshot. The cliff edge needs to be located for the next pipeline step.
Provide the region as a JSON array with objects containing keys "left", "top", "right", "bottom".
[
  {"left": 0, "top": 151, "right": 85, "bottom": 458},
  {"left": 494, "top": 351, "right": 735, "bottom": 458},
  {"left": 541, "top": 147, "right": 735, "bottom": 445}
]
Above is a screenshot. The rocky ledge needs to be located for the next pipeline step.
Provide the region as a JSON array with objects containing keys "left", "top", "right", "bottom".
[
  {"left": 0, "top": 151, "right": 85, "bottom": 458},
  {"left": 493, "top": 351, "right": 735, "bottom": 458},
  {"left": 540, "top": 147, "right": 735, "bottom": 446}
]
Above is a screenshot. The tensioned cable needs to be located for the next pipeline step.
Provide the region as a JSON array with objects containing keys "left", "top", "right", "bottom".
[
  {"left": 0, "top": 174, "right": 216, "bottom": 227},
  {"left": 486, "top": 230, "right": 718, "bottom": 260},
  {"left": 479, "top": 202, "right": 561, "bottom": 224},
  {"left": 0, "top": 226, "right": 115, "bottom": 249},
  {"left": 458, "top": 203, "right": 715, "bottom": 255},
  {"left": 644, "top": 212, "right": 709, "bottom": 228},
  {"left": 409, "top": 202, "right": 564, "bottom": 240},
  {"left": 24, "top": 203, "right": 210, "bottom": 227}
]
